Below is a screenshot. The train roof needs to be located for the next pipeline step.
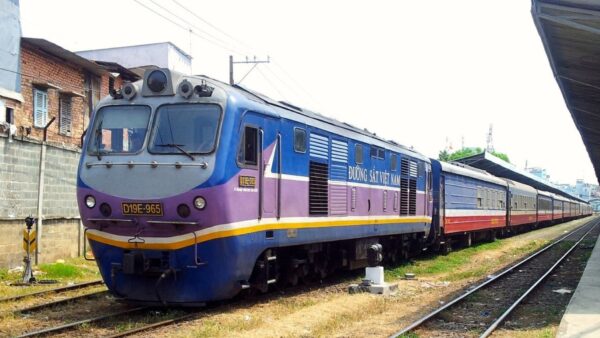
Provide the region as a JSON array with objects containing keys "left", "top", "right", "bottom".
[
  {"left": 455, "top": 151, "right": 587, "bottom": 203},
  {"left": 537, "top": 189, "right": 554, "bottom": 198},
  {"left": 505, "top": 179, "right": 537, "bottom": 195},
  {"left": 439, "top": 161, "right": 507, "bottom": 186},
  {"left": 195, "top": 75, "right": 430, "bottom": 162},
  {"left": 551, "top": 193, "right": 569, "bottom": 202}
]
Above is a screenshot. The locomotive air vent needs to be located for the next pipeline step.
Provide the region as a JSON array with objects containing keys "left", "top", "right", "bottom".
[{"left": 309, "top": 161, "right": 329, "bottom": 216}]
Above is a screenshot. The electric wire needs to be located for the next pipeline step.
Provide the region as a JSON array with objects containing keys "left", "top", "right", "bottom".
[
  {"left": 147, "top": 0, "right": 241, "bottom": 54},
  {"left": 256, "top": 66, "right": 286, "bottom": 100},
  {"left": 132, "top": 0, "right": 243, "bottom": 56},
  {"left": 171, "top": 0, "right": 258, "bottom": 56}
]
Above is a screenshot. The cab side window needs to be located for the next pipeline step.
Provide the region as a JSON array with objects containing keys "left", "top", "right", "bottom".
[
  {"left": 355, "top": 144, "right": 363, "bottom": 164},
  {"left": 294, "top": 128, "right": 307, "bottom": 153},
  {"left": 238, "top": 125, "right": 258, "bottom": 167}
]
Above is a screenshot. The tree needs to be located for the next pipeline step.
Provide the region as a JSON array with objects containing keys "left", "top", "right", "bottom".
[{"left": 438, "top": 147, "right": 510, "bottom": 163}]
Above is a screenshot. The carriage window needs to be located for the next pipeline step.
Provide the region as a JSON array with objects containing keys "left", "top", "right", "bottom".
[
  {"left": 355, "top": 144, "right": 363, "bottom": 164},
  {"left": 294, "top": 128, "right": 306, "bottom": 153},
  {"left": 238, "top": 126, "right": 259, "bottom": 166}
]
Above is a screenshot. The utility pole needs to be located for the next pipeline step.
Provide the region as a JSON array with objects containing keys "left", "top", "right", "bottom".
[{"left": 229, "top": 55, "right": 270, "bottom": 85}]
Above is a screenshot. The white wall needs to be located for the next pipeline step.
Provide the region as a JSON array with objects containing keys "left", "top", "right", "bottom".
[{"left": 77, "top": 43, "right": 191, "bottom": 74}]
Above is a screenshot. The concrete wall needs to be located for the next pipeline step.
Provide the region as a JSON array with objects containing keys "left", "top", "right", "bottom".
[
  {"left": 77, "top": 42, "right": 192, "bottom": 74},
  {"left": 0, "top": 135, "right": 82, "bottom": 268}
]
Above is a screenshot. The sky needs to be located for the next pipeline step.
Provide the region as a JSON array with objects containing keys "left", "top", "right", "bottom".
[{"left": 19, "top": 0, "right": 598, "bottom": 185}]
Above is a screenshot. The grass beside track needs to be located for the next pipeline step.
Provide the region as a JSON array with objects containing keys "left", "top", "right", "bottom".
[
  {"left": 385, "top": 237, "right": 548, "bottom": 283},
  {"left": 0, "top": 257, "right": 101, "bottom": 299}
]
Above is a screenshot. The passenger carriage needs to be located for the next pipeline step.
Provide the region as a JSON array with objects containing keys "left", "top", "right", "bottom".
[
  {"left": 506, "top": 179, "right": 537, "bottom": 228},
  {"left": 536, "top": 190, "right": 554, "bottom": 223},
  {"left": 430, "top": 160, "right": 507, "bottom": 247}
]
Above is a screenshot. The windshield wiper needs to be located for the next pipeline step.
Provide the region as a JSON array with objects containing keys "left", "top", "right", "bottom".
[
  {"left": 95, "top": 120, "right": 103, "bottom": 160},
  {"left": 156, "top": 143, "right": 195, "bottom": 161}
]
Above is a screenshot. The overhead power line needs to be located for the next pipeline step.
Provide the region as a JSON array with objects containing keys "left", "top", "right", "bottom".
[
  {"left": 147, "top": 0, "right": 241, "bottom": 54},
  {"left": 133, "top": 0, "right": 243, "bottom": 56},
  {"left": 171, "top": 0, "right": 258, "bottom": 55}
]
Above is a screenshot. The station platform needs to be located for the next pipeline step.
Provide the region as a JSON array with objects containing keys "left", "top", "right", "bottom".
[{"left": 557, "top": 232, "right": 600, "bottom": 338}]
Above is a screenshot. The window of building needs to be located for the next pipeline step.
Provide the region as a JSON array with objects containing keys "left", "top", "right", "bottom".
[
  {"left": 355, "top": 144, "right": 363, "bottom": 164},
  {"left": 5, "top": 107, "right": 14, "bottom": 124},
  {"left": 59, "top": 96, "right": 72, "bottom": 136},
  {"left": 238, "top": 125, "right": 259, "bottom": 167},
  {"left": 109, "top": 77, "right": 115, "bottom": 93},
  {"left": 33, "top": 88, "right": 48, "bottom": 128},
  {"left": 293, "top": 128, "right": 307, "bottom": 153}
]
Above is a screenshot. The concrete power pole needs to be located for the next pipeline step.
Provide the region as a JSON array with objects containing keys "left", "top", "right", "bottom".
[{"left": 229, "top": 55, "right": 270, "bottom": 85}]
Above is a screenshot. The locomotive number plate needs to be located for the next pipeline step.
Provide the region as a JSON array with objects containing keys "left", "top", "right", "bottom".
[{"left": 122, "top": 202, "right": 163, "bottom": 216}]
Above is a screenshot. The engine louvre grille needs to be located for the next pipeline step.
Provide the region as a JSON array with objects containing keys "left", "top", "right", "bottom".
[{"left": 309, "top": 161, "right": 329, "bottom": 215}]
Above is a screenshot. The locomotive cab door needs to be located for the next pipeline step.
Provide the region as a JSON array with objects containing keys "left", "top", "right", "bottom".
[{"left": 239, "top": 112, "right": 280, "bottom": 221}]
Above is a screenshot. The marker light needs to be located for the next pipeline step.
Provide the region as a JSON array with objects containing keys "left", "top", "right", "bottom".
[
  {"left": 85, "top": 195, "right": 96, "bottom": 208},
  {"left": 147, "top": 70, "right": 167, "bottom": 93},
  {"left": 177, "top": 204, "right": 191, "bottom": 218},
  {"left": 100, "top": 203, "right": 112, "bottom": 217},
  {"left": 194, "top": 197, "right": 206, "bottom": 210}
]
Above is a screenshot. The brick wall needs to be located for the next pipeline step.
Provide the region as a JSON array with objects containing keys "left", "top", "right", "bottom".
[{"left": 19, "top": 43, "right": 88, "bottom": 147}]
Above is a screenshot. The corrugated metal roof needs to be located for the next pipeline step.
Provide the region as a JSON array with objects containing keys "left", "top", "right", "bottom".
[
  {"left": 532, "top": 0, "right": 600, "bottom": 185},
  {"left": 21, "top": 37, "right": 105, "bottom": 76}
]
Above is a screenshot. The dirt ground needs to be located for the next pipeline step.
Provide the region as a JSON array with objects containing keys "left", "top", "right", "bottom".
[{"left": 134, "top": 217, "right": 593, "bottom": 338}]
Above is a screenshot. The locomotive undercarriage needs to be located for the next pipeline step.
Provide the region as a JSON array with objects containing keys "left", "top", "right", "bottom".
[{"left": 246, "top": 233, "right": 426, "bottom": 294}]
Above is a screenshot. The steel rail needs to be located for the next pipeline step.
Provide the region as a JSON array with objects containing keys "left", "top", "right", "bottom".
[
  {"left": 480, "top": 221, "right": 598, "bottom": 338},
  {"left": 0, "top": 279, "right": 103, "bottom": 303},
  {"left": 390, "top": 216, "right": 599, "bottom": 338},
  {"left": 104, "top": 312, "right": 200, "bottom": 338},
  {"left": 16, "top": 290, "right": 108, "bottom": 314},
  {"left": 16, "top": 306, "right": 147, "bottom": 338}
]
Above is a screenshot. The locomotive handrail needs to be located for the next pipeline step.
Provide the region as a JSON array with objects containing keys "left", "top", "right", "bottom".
[
  {"left": 190, "top": 232, "right": 206, "bottom": 267},
  {"left": 85, "top": 161, "right": 208, "bottom": 169},
  {"left": 87, "top": 218, "right": 133, "bottom": 223},
  {"left": 83, "top": 228, "right": 95, "bottom": 261},
  {"left": 147, "top": 220, "right": 198, "bottom": 225}
]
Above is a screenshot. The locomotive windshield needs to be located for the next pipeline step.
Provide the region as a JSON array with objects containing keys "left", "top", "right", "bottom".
[
  {"left": 148, "top": 104, "right": 221, "bottom": 155},
  {"left": 87, "top": 105, "right": 151, "bottom": 155}
]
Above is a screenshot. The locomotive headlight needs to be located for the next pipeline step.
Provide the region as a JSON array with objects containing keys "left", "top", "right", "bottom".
[
  {"left": 85, "top": 195, "right": 96, "bottom": 208},
  {"left": 147, "top": 70, "right": 167, "bottom": 93},
  {"left": 194, "top": 196, "right": 206, "bottom": 210}
]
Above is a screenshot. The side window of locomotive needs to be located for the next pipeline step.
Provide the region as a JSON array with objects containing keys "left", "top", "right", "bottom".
[
  {"left": 390, "top": 153, "right": 398, "bottom": 171},
  {"left": 238, "top": 126, "right": 258, "bottom": 167},
  {"left": 294, "top": 128, "right": 307, "bottom": 153},
  {"left": 370, "top": 146, "right": 385, "bottom": 160},
  {"left": 355, "top": 144, "right": 363, "bottom": 164}
]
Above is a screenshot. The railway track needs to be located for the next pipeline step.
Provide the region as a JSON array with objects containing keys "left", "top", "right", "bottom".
[
  {"left": 0, "top": 279, "right": 103, "bottom": 304},
  {"left": 391, "top": 216, "right": 600, "bottom": 338}
]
